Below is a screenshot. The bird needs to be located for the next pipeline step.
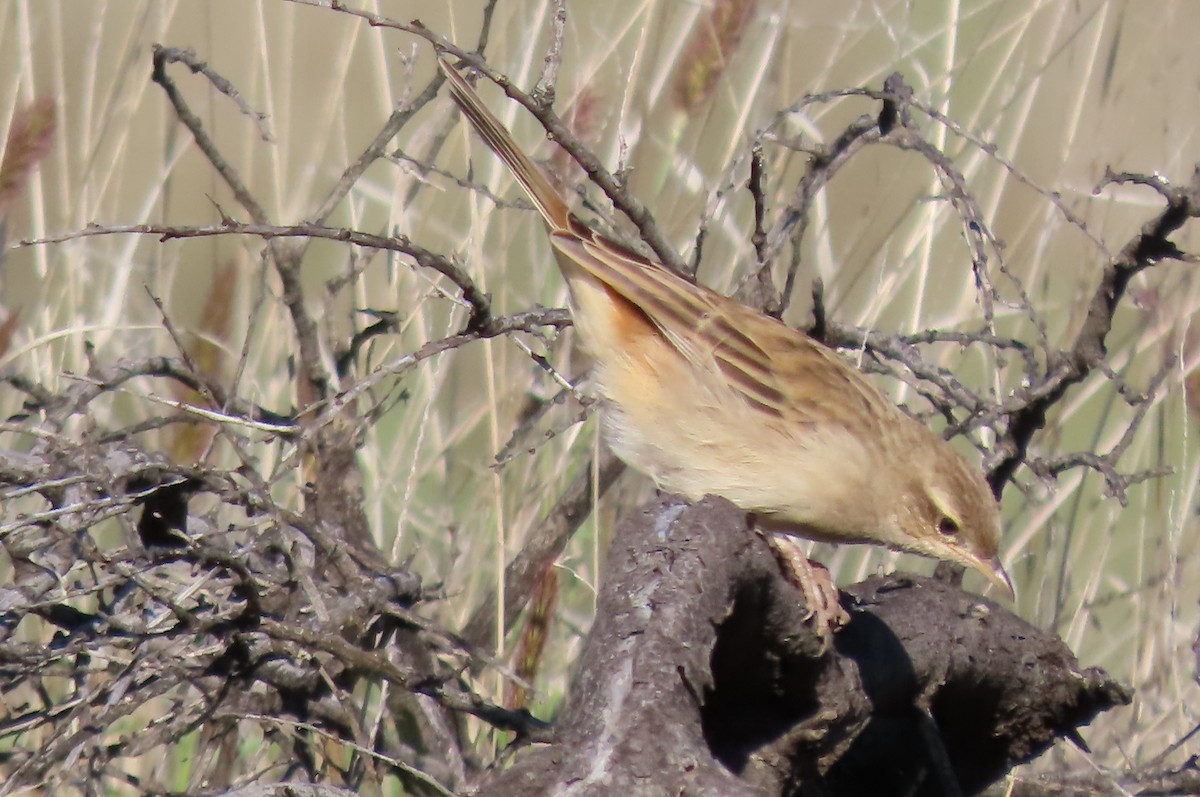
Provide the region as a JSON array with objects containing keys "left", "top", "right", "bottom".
[{"left": 438, "top": 55, "right": 1013, "bottom": 634}]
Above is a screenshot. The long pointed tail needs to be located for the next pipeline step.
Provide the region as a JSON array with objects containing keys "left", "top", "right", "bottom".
[{"left": 438, "top": 56, "right": 570, "bottom": 230}]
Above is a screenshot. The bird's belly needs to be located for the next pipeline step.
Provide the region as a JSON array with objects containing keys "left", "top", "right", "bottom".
[{"left": 595, "top": 342, "right": 879, "bottom": 543}]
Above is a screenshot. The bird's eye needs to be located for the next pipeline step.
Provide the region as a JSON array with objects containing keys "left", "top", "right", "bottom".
[{"left": 937, "top": 516, "right": 960, "bottom": 537}]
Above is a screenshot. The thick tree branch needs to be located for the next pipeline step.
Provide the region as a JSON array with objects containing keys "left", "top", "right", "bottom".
[{"left": 473, "top": 496, "right": 1130, "bottom": 796}]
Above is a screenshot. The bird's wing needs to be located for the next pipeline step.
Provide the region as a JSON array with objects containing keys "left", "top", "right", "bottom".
[
  {"left": 441, "top": 56, "right": 893, "bottom": 433},
  {"left": 553, "top": 226, "right": 894, "bottom": 432}
]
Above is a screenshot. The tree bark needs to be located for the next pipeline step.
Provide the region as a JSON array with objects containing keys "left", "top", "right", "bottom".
[{"left": 473, "top": 495, "right": 1131, "bottom": 797}]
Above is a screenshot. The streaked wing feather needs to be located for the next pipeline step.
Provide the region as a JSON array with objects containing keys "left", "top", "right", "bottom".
[{"left": 554, "top": 225, "right": 891, "bottom": 431}]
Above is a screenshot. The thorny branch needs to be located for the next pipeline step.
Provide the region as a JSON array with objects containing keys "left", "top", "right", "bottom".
[
  {"left": 756, "top": 75, "right": 1190, "bottom": 507},
  {"left": 3, "top": 11, "right": 573, "bottom": 795}
]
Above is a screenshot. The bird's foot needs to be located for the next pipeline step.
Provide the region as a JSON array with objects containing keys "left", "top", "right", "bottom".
[{"left": 767, "top": 535, "right": 849, "bottom": 646}]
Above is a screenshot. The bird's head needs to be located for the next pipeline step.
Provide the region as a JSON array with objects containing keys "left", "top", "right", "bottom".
[{"left": 886, "top": 438, "right": 1013, "bottom": 600}]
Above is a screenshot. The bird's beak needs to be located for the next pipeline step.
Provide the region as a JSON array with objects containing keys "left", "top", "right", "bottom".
[{"left": 974, "top": 555, "right": 1015, "bottom": 602}]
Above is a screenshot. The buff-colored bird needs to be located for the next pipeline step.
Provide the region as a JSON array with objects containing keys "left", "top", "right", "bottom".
[{"left": 440, "top": 56, "right": 1013, "bottom": 632}]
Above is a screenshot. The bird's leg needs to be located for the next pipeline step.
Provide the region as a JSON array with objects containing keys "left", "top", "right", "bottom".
[{"left": 764, "top": 534, "right": 849, "bottom": 644}]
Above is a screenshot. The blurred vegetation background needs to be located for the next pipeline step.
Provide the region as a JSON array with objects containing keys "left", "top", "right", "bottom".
[{"left": 3, "top": 0, "right": 1199, "bottom": 789}]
